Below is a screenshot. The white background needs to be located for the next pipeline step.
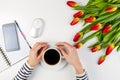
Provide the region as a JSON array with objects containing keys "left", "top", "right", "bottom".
[{"left": 0, "top": 0, "right": 120, "bottom": 80}]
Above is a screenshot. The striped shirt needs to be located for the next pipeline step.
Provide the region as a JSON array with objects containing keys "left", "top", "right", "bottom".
[{"left": 14, "top": 62, "right": 89, "bottom": 80}]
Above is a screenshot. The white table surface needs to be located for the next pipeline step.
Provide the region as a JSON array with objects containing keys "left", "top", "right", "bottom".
[{"left": 0, "top": 0, "right": 120, "bottom": 80}]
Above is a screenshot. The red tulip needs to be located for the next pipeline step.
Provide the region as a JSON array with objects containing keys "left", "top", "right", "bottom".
[
  {"left": 106, "top": 6, "right": 117, "bottom": 12},
  {"left": 102, "top": 24, "right": 112, "bottom": 33},
  {"left": 73, "top": 11, "right": 84, "bottom": 18},
  {"left": 67, "top": 1, "right": 78, "bottom": 8},
  {"left": 105, "top": 43, "right": 115, "bottom": 55},
  {"left": 84, "top": 16, "right": 96, "bottom": 23},
  {"left": 70, "top": 17, "right": 80, "bottom": 26},
  {"left": 91, "top": 45, "right": 101, "bottom": 52},
  {"left": 74, "top": 43, "right": 82, "bottom": 48},
  {"left": 73, "top": 32, "right": 83, "bottom": 42},
  {"left": 98, "top": 55, "right": 106, "bottom": 65},
  {"left": 90, "top": 23, "right": 102, "bottom": 31}
]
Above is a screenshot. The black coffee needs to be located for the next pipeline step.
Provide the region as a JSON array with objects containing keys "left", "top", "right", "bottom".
[{"left": 44, "top": 49, "right": 60, "bottom": 65}]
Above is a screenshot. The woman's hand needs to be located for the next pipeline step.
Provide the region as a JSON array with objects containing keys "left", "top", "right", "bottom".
[
  {"left": 56, "top": 42, "right": 84, "bottom": 74},
  {"left": 28, "top": 42, "right": 48, "bottom": 67}
]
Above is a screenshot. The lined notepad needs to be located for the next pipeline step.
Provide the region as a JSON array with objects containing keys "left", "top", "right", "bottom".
[{"left": 0, "top": 23, "right": 30, "bottom": 72}]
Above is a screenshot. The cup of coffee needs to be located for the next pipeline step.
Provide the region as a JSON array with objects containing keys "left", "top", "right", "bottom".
[{"left": 42, "top": 47, "right": 62, "bottom": 66}]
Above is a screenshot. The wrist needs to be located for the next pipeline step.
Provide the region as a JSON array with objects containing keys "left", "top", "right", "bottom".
[
  {"left": 27, "top": 60, "right": 36, "bottom": 67},
  {"left": 73, "top": 63, "right": 84, "bottom": 74},
  {"left": 26, "top": 61, "right": 35, "bottom": 69}
]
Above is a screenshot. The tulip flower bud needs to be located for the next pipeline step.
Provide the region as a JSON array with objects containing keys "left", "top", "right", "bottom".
[
  {"left": 84, "top": 16, "right": 96, "bottom": 23},
  {"left": 74, "top": 43, "right": 82, "bottom": 48},
  {"left": 98, "top": 55, "right": 106, "bottom": 65},
  {"left": 73, "top": 11, "right": 84, "bottom": 18},
  {"left": 102, "top": 24, "right": 111, "bottom": 33},
  {"left": 70, "top": 17, "right": 80, "bottom": 26},
  {"left": 67, "top": 1, "right": 78, "bottom": 8},
  {"left": 91, "top": 45, "right": 101, "bottom": 52},
  {"left": 105, "top": 43, "right": 115, "bottom": 55},
  {"left": 73, "top": 32, "right": 83, "bottom": 42},
  {"left": 90, "top": 23, "right": 102, "bottom": 31},
  {"left": 106, "top": 6, "right": 118, "bottom": 12}
]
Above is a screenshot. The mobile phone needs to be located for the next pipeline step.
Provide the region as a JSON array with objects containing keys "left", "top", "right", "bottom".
[{"left": 2, "top": 23, "right": 20, "bottom": 52}]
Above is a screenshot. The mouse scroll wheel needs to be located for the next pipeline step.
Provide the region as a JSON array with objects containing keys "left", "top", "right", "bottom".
[{"left": 32, "top": 18, "right": 45, "bottom": 28}]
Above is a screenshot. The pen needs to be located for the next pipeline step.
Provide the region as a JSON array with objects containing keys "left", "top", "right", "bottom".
[{"left": 14, "top": 20, "right": 32, "bottom": 49}]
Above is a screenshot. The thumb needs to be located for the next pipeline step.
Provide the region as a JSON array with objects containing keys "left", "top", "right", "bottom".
[
  {"left": 37, "top": 47, "right": 47, "bottom": 60},
  {"left": 57, "top": 47, "right": 67, "bottom": 58}
]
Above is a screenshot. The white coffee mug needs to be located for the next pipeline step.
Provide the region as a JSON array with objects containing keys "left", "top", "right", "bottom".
[
  {"left": 42, "top": 47, "right": 62, "bottom": 66},
  {"left": 41, "top": 42, "right": 67, "bottom": 71}
]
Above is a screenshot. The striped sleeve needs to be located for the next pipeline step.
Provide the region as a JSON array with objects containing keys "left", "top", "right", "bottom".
[
  {"left": 14, "top": 62, "right": 34, "bottom": 80},
  {"left": 76, "top": 70, "right": 89, "bottom": 80}
]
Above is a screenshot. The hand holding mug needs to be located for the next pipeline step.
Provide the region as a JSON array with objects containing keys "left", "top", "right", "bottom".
[
  {"left": 41, "top": 43, "right": 67, "bottom": 71},
  {"left": 56, "top": 42, "right": 84, "bottom": 74},
  {"left": 28, "top": 42, "right": 48, "bottom": 67}
]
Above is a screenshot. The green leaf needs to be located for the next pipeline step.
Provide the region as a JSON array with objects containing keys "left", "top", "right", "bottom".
[
  {"left": 111, "top": 20, "right": 120, "bottom": 29},
  {"left": 86, "top": 0, "right": 95, "bottom": 6},
  {"left": 74, "top": 6, "right": 100, "bottom": 11},
  {"left": 81, "top": 22, "right": 96, "bottom": 34},
  {"left": 97, "top": 32, "right": 103, "bottom": 42},
  {"left": 82, "top": 22, "right": 87, "bottom": 26},
  {"left": 108, "top": 3, "right": 120, "bottom": 7},
  {"left": 88, "top": 42, "right": 101, "bottom": 48},
  {"left": 80, "top": 31, "right": 101, "bottom": 44},
  {"left": 104, "top": 0, "right": 110, "bottom": 2},
  {"left": 115, "top": 41, "right": 120, "bottom": 46},
  {"left": 102, "top": 27, "right": 117, "bottom": 43},
  {"left": 96, "top": 11, "right": 117, "bottom": 22},
  {"left": 108, "top": 0, "right": 113, "bottom": 3},
  {"left": 111, "top": 0, "right": 119, "bottom": 3},
  {"left": 117, "top": 0, "right": 120, "bottom": 3},
  {"left": 74, "top": 6, "right": 86, "bottom": 10},
  {"left": 112, "top": 29, "right": 120, "bottom": 43},
  {"left": 117, "top": 46, "right": 120, "bottom": 51},
  {"left": 101, "top": 42, "right": 109, "bottom": 48},
  {"left": 99, "top": 11, "right": 120, "bottom": 23},
  {"left": 95, "top": 2, "right": 107, "bottom": 9},
  {"left": 86, "top": 0, "right": 104, "bottom": 6}
]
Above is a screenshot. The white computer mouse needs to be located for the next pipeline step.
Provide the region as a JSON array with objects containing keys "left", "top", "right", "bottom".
[{"left": 30, "top": 18, "right": 45, "bottom": 38}]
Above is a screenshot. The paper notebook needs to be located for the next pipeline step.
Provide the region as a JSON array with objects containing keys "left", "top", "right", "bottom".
[{"left": 0, "top": 23, "right": 30, "bottom": 72}]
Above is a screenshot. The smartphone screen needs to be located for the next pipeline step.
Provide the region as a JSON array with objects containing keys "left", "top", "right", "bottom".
[{"left": 2, "top": 23, "right": 20, "bottom": 52}]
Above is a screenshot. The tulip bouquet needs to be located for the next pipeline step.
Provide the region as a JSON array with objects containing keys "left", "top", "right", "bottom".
[{"left": 67, "top": 0, "right": 120, "bottom": 65}]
